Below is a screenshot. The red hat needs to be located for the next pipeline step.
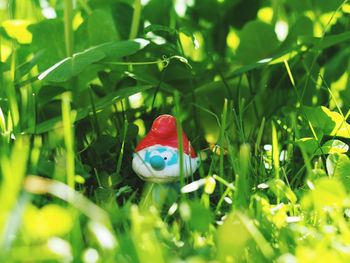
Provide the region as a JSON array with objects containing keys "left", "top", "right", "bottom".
[{"left": 135, "top": 114, "right": 197, "bottom": 158}]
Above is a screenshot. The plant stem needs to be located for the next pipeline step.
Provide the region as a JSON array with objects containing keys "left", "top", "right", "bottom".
[
  {"left": 62, "top": 92, "right": 75, "bottom": 190},
  {"left": 64, "top": 0, "right": 74, "bottom": 57},
  {"left": 129, "top": 0, "right": 141, "bottom": 39},
  {"left": 8, "top": 47, "right": 20, "bottom": 131},
  {"left": 271, "top": 121, "right": 280, "bottom": 180},
  {"left": 116, "top": 120, "right": 128, "bottom": 181},
  {"left": 77, "top": 0, "right": 92, "bottom": 15},
  {"left": 219, "top": 99, "right": 228, "bottom": 193},
  {"left": 174, "top": 91, "right": 185, "bottom": 191}
]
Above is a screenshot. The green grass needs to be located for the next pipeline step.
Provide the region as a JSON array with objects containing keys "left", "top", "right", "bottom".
[{"left": 1, "top": 0, "right": 350, "bottom": 262}]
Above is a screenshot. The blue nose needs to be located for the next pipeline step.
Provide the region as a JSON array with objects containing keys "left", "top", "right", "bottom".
[{"left": 150, "top": 155, "right": 165, "bottom": 171}]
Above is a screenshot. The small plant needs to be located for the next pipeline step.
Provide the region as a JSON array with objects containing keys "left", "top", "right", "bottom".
[{"left": 1, "top": 0, "right": 350, "bottom": 262}]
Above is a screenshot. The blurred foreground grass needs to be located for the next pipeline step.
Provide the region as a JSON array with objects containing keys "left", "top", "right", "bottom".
[{"left": 1, "top": 0, "right": 350, "bottom": 262}]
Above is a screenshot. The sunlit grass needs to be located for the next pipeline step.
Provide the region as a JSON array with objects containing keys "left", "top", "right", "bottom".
[{"left": 1, "top": 0, "right": 350, "bottom": 262}]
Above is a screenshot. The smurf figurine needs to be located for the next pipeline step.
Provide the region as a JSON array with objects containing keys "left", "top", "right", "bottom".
[{"left": 132, "top": 114, "right": 200, "bottom": 183}]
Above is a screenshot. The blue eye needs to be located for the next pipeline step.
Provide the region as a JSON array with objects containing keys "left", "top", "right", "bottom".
[
  {"left": 144, "top": 147, "right": 178, "bottom": 167},
  {"left": 166, "top": 152, "right": 178, "bottom": 165}
]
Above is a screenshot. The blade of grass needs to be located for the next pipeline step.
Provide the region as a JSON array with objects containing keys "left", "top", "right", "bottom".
[
  {"left": 213, "top": 174, "right": 235, "bottom": 191},
  {"left": 290, "top": 112, "right": 313, "bottom": 185},
  {"left": 233, "top": 144, "right": 251, "bottom": 209},
  {"left": 299, "top": 0, "right": 348, "bottom": 102},
  {"left": 236, "top": 212, "right": 275, "bottom": 259},
  {"left": 6, "top": 49, "right": 20, "bottom": 131},
  {"left": 319, "top": 75, "right": 350, "bottom": 139},
  {"left": 271, "top": 121, "right": 280, "bottom": 180},
  {"left": 219, "top": 99, "right": 228, "bottom": 193},
  {"left": 283, "top": 60, "right": 295, "bottom": 87},
  {"left": 215, "top": 186, "right": 232, "bottom": 214},
  {"left": 61, "top": 92, "right": 75, "bottom": 190},
  {"left": 284, "top": 59, "right": 325, "bottom": 171},
  {"left": 88, "top": 87, "right": 101, "bottom": 137},
  {"left": 255, "top": 117, "right": 265, "bottom": 156},
  {"left": 0, "top": 108, "right": 6, "bottom": 135},
  {"left": 24, "top": 176, "right": 112, "bottom": 227},
  {"left": 30, "top": 136, "right": 42, "bottom": 174},
  {"left": 115, "top": 120, "right": 128, "bottom": 183},
  {"left": 0, "top": 136, "right": 30, "bottom": 248},
  {"left": 174, "top": 91, "right": 185, "bottom": 191}
]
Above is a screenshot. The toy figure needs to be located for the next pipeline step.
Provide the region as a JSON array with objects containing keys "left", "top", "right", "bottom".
[{"left": 132, "top": 114, "right": 200, "bottom": 183}]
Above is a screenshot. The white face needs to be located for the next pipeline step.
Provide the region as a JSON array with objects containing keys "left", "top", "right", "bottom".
[{"left": 132, "top": 145, "right": 200, "bottom": 183}]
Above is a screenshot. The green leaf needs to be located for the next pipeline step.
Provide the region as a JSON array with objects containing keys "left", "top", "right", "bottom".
[
  {"left": 316, "top": 0, "right": 345, "bottom": 12},
  {"left": 236, "top": 20, "right": 279, "bottom": 64},
  {"left": 75, "top": 5, "right": 126, "bottom": 51},
  {"left": 111, "top": 2, "right": 133, "bottom": 40},
  {"left": 299, "top": 30, "right": 350, "bottom": 51},
  {"left": 285, "top": 0, "right": 309, "bottom": 12},
  {"left": 16, "top": 50, "right": 45, "bottom": 81},
  {"left": 302, "top": 177, "right": 347, "bottom": 211},
  {"left": 144, "top": 24, "right": 177, "bottom": 35},
  {"left": 268, "top": 179, "right": 297, "bottom": 203},
  {"left": 95, "top": 187, "right": 114, "bottom": 202},
  {"left": 37, "top": 86, "right": 67, "bottom": 106},
  {"left": 98, "top": 39, "right": 149, "bottom": 61},
  {"left": 326, "top": 153, "right": 350, "bottom": 189},
  {"left": 28, "top": 19, "right": 65, "bottom": 71},
  {"left": 287, "top": 0, "right": 344, "bottom": 12},
  {"left": 38, "top": 39, "right": 150, "bottom": 82},
  {"left": 226, "top": 0, "right": 260, "bottom": 29},
  {"left": 125, "top": 71, "right": 175, "bottom": 93},
  {"left": 143, "top": 0, "right": 171, "bottom": 26},
  {"left": 2, "top": 19, "right": 33, "bottom": 44},
  {"left": 38, "top": 48, "right": 105, "bottom": 83},
  {"left": 324, "top": 49, "right": 349, "bottom": 82},
  {"left": 31, "top": 85, "right": 152, "bottom": 134},
  {"left": 225, "top": 45, "right": 302, "bottom": 79},
  {"left": 297, "top": 138, "right": 349, "bottom": 155},
  {"left": 179, "top": 201, "right": 213, "bottom": 233},
  {"left": 296, "top": 137, "right": 319, "bottom": 155},
  {"left": 303, "top": 106, "right": 335, "bottom": 134},
  {"left": 283, "top": 16, "right": 313, "bottom": 47},
  {"left": 91, "top": 135, "right": 116, "bottom": 154},
  {"left": 319, "top": 140, "right": 349, "bottom": 155},
  {"left": 217, "top": 212, "right": 274, "bottom": 261},
  {"left": 87, "top": 9, "right": 120, "bottom": 45},
  {"left": 23, "top": 204, "right": 73, "bottom": 239},
  {"left": 303, "top": 106, "right": 350, "bottom": 138}
]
